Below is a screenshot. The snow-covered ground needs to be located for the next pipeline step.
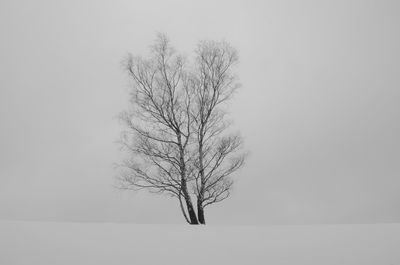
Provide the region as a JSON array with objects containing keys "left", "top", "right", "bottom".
[{"left": 1, "top": 220, "right": 399, "bottom": 265}]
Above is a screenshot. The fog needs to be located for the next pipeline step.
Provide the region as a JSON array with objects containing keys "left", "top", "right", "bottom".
[{"left": 0, "top": 0, "right": 399, "bottom": 224}]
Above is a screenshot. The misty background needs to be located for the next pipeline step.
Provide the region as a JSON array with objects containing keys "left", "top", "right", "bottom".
[{"left": 0, "top": 0, "right": 399, "bottom": 225}]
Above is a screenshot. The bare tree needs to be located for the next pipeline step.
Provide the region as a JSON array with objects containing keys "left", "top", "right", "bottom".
[
  {"left": 118, "top": 34, "right": 246, "bottom": 224},
  {"left": 190, "top": 41, "right": 246, "bottom": 224},
  {"left": 118, "top": 34, "right": 198, "bottom": 224}
]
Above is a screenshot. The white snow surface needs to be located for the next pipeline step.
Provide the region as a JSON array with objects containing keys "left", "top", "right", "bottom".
[{"left": 1, "top": 220, "right": 399, "bottom": 265}]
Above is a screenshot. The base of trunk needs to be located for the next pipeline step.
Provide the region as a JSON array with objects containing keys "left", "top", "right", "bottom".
[{"left": 197, "top": 205, "right": 206, "bottom": 224}]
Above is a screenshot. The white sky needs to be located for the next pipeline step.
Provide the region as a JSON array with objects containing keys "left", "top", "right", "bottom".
[{"left": 0, "top": 0, "right": 399, "bottom": 224}]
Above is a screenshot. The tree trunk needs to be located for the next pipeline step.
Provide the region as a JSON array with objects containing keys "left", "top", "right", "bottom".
[
  {"left": 181, "top": 179, "right": 199, "bottom": 225},
  {"left": 197, "top": 138, "right": 206, "bottom": 224},
  {"left": 186, "top": 199, "right": 199, "bottom": 225},
  {"left": 178, "top": 193, "right": 191, "bottom": 224},
  {"left": 177, "top": 135, "right": 199, "bottom": 225},
  {"left": 197, "top": 200, "right": 206, "bottom": 224}
]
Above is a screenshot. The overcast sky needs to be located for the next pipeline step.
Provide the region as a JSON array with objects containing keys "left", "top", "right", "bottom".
[{"left": 0, "top": 0, "right": 399, "bottom": 225}]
